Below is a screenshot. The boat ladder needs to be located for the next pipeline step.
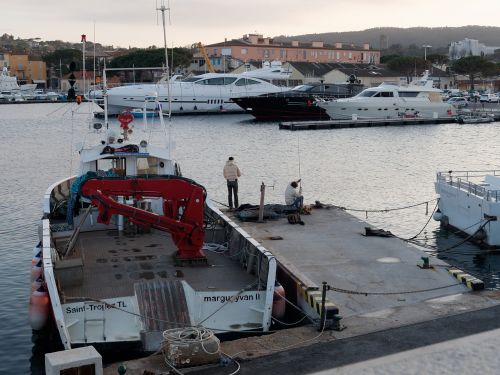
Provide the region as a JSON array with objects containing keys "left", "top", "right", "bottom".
[{"left": 83, "top": 300, "right": 106, "bottom": 343}]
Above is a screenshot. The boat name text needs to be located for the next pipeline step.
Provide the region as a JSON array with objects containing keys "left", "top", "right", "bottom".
[
  {"left": 204, "top": 293, "right": 261, "bottom": 304},
  {"left": 65, "top": 301, "right": 127, "bottom": 314}
]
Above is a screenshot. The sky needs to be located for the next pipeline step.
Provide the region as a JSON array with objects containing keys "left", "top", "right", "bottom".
[{"left": 2, "top": 0, "right": 500, "bottom": 48}]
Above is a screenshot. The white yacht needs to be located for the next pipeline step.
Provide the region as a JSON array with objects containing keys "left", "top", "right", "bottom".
[
  {"left": 435, "top": 170, "right": 500, "bottom": 247},
  {"left": 106, "top": 70, "right": 287, "bottom": 115},
  {"left": 0, "top": 67, "right": 37, "bottom": 94},
  {"left": 317, "top": 71, "right": 456, "bottom": 120}
]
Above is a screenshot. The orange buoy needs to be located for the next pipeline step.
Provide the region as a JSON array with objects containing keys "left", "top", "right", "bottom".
[
  {"left": 31, "top": 259, "right": 43, "bottom": 282},
  {"left": 29, "top": 285, "right": 50, "bottom": 330},
  {"left": 272, "top": 283, "right": 286, "bottom": 319}
]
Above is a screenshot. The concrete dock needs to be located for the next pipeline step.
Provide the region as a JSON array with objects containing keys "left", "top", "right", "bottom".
[
  {"left": 236, "top": 207, "right": 492, "bottom": 327},
  {"left": 103, "top": 207, "right": 500, "bottom": 374}
]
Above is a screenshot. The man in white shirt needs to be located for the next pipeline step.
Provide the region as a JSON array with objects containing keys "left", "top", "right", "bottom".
[
  {"left": 285, "top": 179, "right": 303, "bottom": 210},
  {"left": 223, "top": 156, "right": 242, "bottom": 209}
]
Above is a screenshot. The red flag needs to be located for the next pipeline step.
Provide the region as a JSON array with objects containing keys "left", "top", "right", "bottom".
[{"left": 81, "top": 34, "right": 86, "bottom": 43}]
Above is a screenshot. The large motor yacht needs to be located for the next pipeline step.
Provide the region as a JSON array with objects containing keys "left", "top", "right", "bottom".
[
  {"left": 317, "top": 71, "right": 456, "bottom": 120},
  {"left": 232, "top": 82, "right": 364, "bottom": 121},
  {"left": 105, "top": 63, "right": 290, "bottom": 115}
]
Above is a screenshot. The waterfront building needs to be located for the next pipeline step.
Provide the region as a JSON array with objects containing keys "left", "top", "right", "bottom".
[
  {"left": 449, "top": 38, "right": 500, "bottom": 60},
  {"left": 197, "top": 33, "right": 380, "bottom": 69},
  {"left": 0, "top": 51, "right": 47, "bottom": 87}
]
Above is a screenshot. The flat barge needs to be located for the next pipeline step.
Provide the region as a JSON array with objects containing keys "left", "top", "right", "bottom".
[{"left": 279, "top": 117, "right": 457, "bottom": 131}]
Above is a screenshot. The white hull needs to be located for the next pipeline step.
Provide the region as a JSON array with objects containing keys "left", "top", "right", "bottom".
[{"left": 435, "top": 171, "right": 500, "bottom": 246}]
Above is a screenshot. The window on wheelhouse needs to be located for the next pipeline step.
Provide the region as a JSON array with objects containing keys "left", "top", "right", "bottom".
[
  {"left": 235, "top": 78, "right": 261, "bottom": 86},
  {"left": 195, "top": 77, "right": 237, "bottom": 85},
  {"left": 357, "top": 90, "right": 377, "bottom": 97},
  {"left": 372, "top": 91, "right": 394, "bottom": 97},
  {"left": 399, "top": 92, "right": 420, "bottom": 97},
  {"left": 137, "top": 157, "right": 159, "bottom": 176},
  {"left": 96, "top": 157, "right": 126, "bottom": 175}
]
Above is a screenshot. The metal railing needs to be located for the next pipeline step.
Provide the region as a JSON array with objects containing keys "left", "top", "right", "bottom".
[{"left": 436, "top": 170, "right": 500, "bottom": 201}]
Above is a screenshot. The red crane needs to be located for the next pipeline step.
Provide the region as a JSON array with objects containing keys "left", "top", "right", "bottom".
[{"left": 80, "top": 177, "right": 207, "bottom": 264}]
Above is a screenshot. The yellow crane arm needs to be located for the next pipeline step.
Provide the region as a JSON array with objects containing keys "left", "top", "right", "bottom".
[{"left": 197, "top": 42, "right": 215, "bottom": 73}]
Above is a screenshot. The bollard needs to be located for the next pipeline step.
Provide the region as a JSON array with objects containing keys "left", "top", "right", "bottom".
[
  {"left": 319, "top": 281, "right": 328, "bottom": 331},
  {"left": 258, "top": 182, "right": 266, "bottom": 222}
]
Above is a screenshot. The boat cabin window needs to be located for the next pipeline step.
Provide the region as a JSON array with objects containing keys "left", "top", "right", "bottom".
[
  {"left": 96, "top": 157, "right": 126, "bottom": 175},
  {"left": 357, "top": 90, "right": 377, "bottom": 97},
  {"left": 195, "top": 77, "right": 237, "bottom": 85},
  {"left": 137, "top": 157, "right": 159, "bottom": 176},
  {"left": 372, "top": 91, "right": 394, "bottom": 97},
  {"left": 235, "top": 78, "right": 261, "bottom": 86},
  {"left": 399, "top": 92, "right": 420, "bottom": 97}
]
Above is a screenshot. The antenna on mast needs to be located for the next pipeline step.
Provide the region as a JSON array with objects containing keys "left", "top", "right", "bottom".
[{"left": 156, "top": 0, "right": 172, "bottom": 119}]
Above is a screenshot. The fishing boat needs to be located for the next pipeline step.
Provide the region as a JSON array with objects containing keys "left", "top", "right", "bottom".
[
  {"left": 31, "top": 69, "right": 277, "bottom": 351},
  {"left": 434, "top": 170, "right": 500, "bottom": 246},
  {"left": 317, "top": 70, "right": 456, "bottom": 120}
]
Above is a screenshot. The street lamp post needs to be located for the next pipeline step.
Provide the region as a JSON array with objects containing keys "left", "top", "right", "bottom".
[{"left": 422, "top": 45, "right": 432, "bottom": 61}]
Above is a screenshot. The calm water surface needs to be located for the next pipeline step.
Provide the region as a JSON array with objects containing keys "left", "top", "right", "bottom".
[{"left": 1, "top": 103, "right": 500, "bottom": 373}]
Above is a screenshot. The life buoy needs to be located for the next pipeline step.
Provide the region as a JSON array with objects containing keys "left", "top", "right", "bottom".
[
  {"left": 272, "top": 284, "right": 286, "bottom": 319},
  {"left": 29, "top": 285, "right": 50, "bottom": 330}
]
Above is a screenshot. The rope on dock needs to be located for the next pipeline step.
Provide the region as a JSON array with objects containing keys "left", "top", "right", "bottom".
[
  {"left": 331, "top": 198, "right": 437, "bottom": 215},
  {"left": 328, "top": 282, "right": 461, "bottom": 296}
]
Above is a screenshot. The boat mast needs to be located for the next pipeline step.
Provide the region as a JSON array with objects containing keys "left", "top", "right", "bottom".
[
  {"left": 81, "top": 34, "right": 86, "bottom": 98},
  {"left": 157, "top": 0, "right": 172, "bottom": 119}
]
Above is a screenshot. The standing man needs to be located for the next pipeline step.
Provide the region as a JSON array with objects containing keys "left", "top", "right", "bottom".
[
  {"left": 223, "top": 156, "right": 241, "bottom": 209},
  {"left": 285, "top": 179, "right": 304, "bottom": 210}
]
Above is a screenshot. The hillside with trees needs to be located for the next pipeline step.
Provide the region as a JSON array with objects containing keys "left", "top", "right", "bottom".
[{"left": 274, "top": 26, "right": 500, "bottom": 55}]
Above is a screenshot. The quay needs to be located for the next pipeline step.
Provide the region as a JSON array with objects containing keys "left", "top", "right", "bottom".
[
  {"left": 99, "top": 206, "right": 500, "bottom": 374},
  {"left": 279, "top": 117, "right": 457, "bottom": 131}
]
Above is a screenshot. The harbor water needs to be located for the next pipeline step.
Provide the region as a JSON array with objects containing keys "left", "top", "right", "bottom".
[{"left": 1, "top": 103, "right": 500, "bottom": 374}]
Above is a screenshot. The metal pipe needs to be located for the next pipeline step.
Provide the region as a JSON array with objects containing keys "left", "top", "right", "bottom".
[
  {"left": 319, "top": 281, "right": 328, "bottom": 331},
  {"left": 258, "top": 182, "right": 265, "bottom": 222}
]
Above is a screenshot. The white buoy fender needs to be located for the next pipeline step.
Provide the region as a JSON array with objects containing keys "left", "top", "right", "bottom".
[
  {"left": 433, "top": 210, "right": 443, "bottom": 222},
  {"left": 29, "top": 285, "right": 50, "bottom": 330},
  {"left": 272, "top": 284, "right": 286, "bottom": 319}
]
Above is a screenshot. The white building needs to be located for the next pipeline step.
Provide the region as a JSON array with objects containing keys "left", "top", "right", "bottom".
[{"left": 449, "top": 38, "right": 500, "bottom": 60}]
